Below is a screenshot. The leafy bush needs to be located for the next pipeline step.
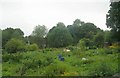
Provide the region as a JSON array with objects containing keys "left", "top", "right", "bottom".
[
  {"left": 2, "top": 53, "right": 23, "bottom": 62},
  {"left": 89, "top": 61, "right": 114, "bottom": 76},
  {"left": 65, "top": 56, "right": 81, "bottom": 66},
  {"left": 93, "top": 32, "right": 104, "bottom": 48},
  {"left": 109, "top": 43, "right": 120, "bottom": 53},
  {"left": 2, "top": 62, "right": 22, "bottom": 76},
  {"left": 77, "top": 39, "right": 86, "bottom": 52},
  {"left": 42, "top": 48, "right": 53, "bottom": 52},
  {"left": 2, "top": 46, "right": 119, "bottom": 76},
  {"left": 25, "top": 43, "right": 39, "bottom": 51},
  {"left": 104, "top": 48, "right": 113, "bottom": 54},
  {"left": 22, "top": 59, "right": 41, "bottom": 70},
  {"left": 43, "top": 62, "right": 70, "bottom": 76},
  {"left": 67, "top": 46, "right": 74, "bottom": 51},
  {"left": 5, "top": 38, "right": 25, "bottom": 53}
]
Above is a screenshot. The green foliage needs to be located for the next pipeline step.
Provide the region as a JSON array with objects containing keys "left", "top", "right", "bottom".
[
  {"left": 77, "top": 39, "right": 86, "bottom": 52},
  {"left": 67, "top": 45, "right": 74, "bottom": 51},
  {"left": 89, "top": 61, "right": 116, "bottom": 76},
  {"left": 1, "top": 13, "right": 119, "bottom": 76},
  {"left": 64, "top": 56, "right": 79, "bottom": 66},
  {"left": 47, "top": 22, "right": 73, "bottom": 48},
  {"left": 43, "top": 48, "right": 53, "bottom": 52},
  {"left": 67, "top": 19, "right": 102, "bottom": 45},
  {"left": 2, "top": 48, "right": 119, "bottom": 76},
  {"left": 106, "top": 2, "right": 120, "bottom": 41},
  {"left": 93, "top": 32, "right": 104, "bottom": 48},
  {"left": 104, "top": 30, "right": 113, "bottom": 43},
  {"left": 73, "top": 19, "right": 84, "bottom": 26},
  {"left": 5, "top": 38, "right": 25, "bottom": 53},
  {"left": 2, "top": 28, "right": 24, "bottom": 48},
  {"left": 2, "top": 62, "right": 22, "bottom": 76},
  {"left": 32, "top": 25, "right": 47, "bottom": 37},
  {"left": 28, "top": 36, "right": 45, "bottom": 48},
  {"left": 11, "top": 28, "right": 24, "bottom": 39},
  {"left": 30, "top": 25, "right": 47, "bottom": 48},
  {"left": 43, "top": 62, "right": 71, "bottom": 76},
  {"left": 25, "top": 43, "right": 39, "bottom": 51},
  {"left": 79, "top": 38, "right": 94, "bottom": 49},
  {"left": 67, "top": 19, "right": 84, "bottom": 45},
  {"left": 2, "top": 53, "right": 23, "bottom": 63},
  {"left": 81, "top": 59, "right": 94, "bottom": 65},
  {"left": 0, "top": 63, "right": 2, "bottom": 76},
  {"left": 80, "top": 23, "right": 102, "bottom": 39}
]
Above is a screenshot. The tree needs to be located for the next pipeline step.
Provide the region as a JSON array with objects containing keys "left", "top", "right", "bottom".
[
  {"left": 77, "top": 39, "right": 86, "bottom": 52},
  {"left": 106, "top": 2, "right": 120, "bottom": 41},
  {"left": 25, "top": 43, "right": 39, "bottom": 51},
  {"left": 2, "top": 28, "right": 14, "bottom": 48},
  {"left": 67, "top": 19, "right": 85, "bottom": 45},
  {"left": 47, "top": 22, "right": 73, "bottom": 48},
  {"left": 11, "top": 28, "right": 24, "bottom": 39},
  {"left": 73, "top": 19, "right": 84, "bottom": 26},
  {"left": 30, "top": 25, "right": 47, "bottom": 48},
  {"left": 93, "top": 32, "right": 104, "bottom": 48},
  {"left": 67, "top": 20, "right": 102, "bottom": 45},
  {"left": 79, "top": 23, "right": 102, "bottom": 39},
  {"left": 32, "top": 25, "right": 47, "bottom": 37},
  {"left": 2, "top": 28, "right": 24, "bottom": 48},
  {"left": 104, "top": 30, "right": 113, "bottom": 43},
  {"left": 5, "top": 38, "right": 25, "bottom": 53}
]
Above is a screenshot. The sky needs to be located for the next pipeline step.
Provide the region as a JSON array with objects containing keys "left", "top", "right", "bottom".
[{"left": 0, "top": 0, "right": 110, "bottom": 36}]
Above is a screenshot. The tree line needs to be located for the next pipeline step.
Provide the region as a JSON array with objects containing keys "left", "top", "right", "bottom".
[
  {"left": 1, "top": 1, "right": 120, "bottom": 53},
  {"left": 0, "top": 19, "right": 112, "bottom": 52}
]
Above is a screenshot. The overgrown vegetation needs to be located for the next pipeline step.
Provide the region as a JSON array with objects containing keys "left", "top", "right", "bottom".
[
  {"left": 2, "top": 47, "right": 119, "bottom": 76},
  {"left": 1, "top": 1, "right": 120, "bottom": 77}
]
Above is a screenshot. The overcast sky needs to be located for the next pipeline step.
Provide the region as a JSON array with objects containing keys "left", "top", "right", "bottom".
[{"left": 0, "top": 0, "right": 110, "bottom": 36}]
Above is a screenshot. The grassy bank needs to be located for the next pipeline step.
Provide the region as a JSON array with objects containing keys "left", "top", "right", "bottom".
[{"left": 2, "top": 48, "right": 119, "bottom": 76}]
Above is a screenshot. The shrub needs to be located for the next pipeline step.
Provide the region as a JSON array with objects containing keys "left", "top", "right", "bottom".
[
  {"left": 41, "top": 55, "right": 54, "bottom": 67},
  {"left": 77, "top": 39, "right": 86, "bottom": 52},
  {"left": 89, "top": 61, "right": 114, "bottom": 76},
  {"left": 67, "top": 46, "right": 74, "bottom": 51},
  {"left": 43, "top": 62, "right": 70, "bottom": 76},
  {"left": 62, "top": 71, "right": 79, "bottom": 76},
  {"left": 25, "top": 43, "right": 39, "bottom": 51},
  {"left": 5, "top": 38, "right": 25, "bottom": 53},
  {"left": 2, "top": 53, "right": 22, "bottom": 62},
  {"left": 2, "top": 53, "right": 11, "bottom": 62},
  {"left": 43, "top": 48, "right": 53, "bottom": 52},
  {"left": 104, "top": 48, "right": 113, "bottom": 54},
  {"left": 109, "top": 43, "right": 120, "bottom": 53}
]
